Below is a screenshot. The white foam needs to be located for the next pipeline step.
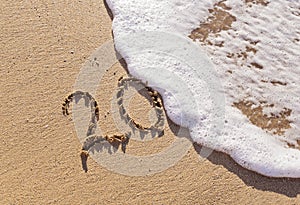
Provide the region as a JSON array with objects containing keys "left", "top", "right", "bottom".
[{"left": 105, "top": 0, "right": 300, "bottom": 177}]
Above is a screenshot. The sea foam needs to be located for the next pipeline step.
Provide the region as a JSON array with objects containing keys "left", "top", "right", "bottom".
[{"left": 105, "top": 0, "right": 300, "bottom": 177}]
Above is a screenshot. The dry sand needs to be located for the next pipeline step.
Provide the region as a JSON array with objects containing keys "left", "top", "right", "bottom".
[{"left": 1, "top": 0, "right": 299, "bottom": 204}]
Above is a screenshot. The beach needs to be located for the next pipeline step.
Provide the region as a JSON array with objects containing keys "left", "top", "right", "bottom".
[{"left": 0, "top": 0, "right": 299, "bottom": 204}]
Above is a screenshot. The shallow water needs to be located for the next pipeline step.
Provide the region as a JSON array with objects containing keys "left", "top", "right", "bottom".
[{"left": 105, "top": 0, "right": 300, "bottom": 177}]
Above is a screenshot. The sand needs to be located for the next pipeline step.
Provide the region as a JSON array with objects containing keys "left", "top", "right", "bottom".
[{"left": 0, "top": 0, "right": 299, "bottom": 204}]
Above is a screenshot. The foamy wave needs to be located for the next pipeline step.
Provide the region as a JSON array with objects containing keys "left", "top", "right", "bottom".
[{"left": 105, "top": 0, "right": 300, "bottom": 177}]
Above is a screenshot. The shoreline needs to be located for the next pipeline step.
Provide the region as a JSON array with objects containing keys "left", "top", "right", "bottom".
[{"left": 0, "top": 0, "right": 299, "bottom": 203}]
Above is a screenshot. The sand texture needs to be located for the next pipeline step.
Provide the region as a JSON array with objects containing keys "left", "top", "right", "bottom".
[{"left": 0, "top": 0, "right": 300, "bottom": 204}]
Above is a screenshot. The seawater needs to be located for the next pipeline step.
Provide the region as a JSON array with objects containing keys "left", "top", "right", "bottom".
[{"left": 105, "top": 0, "right": 300, "bottom": 177}]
